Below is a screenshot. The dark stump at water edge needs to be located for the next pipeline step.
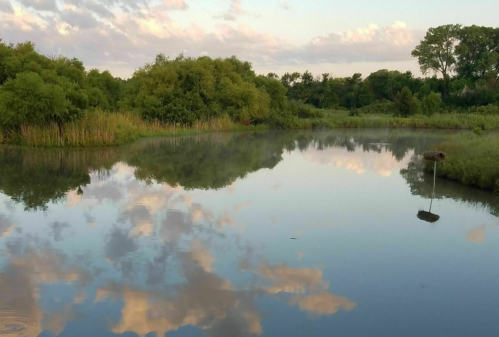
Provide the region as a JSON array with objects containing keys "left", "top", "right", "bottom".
[{"left": 423, "top": 151, "right": 446, "bottom": 162}]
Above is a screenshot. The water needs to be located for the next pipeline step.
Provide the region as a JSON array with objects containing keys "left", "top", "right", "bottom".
[{"left": 0, "top": 130, "right": 498, "bottom": 337}]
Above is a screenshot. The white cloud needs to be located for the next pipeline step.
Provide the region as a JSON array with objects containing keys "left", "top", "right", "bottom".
[
  {"left": 19, "top": 0, "right": 58, "bottom": 11},
  {"left": 294, "top": 22, "right": 422, "bottom": 64},
  {"left": 220, "top": 0, "right": 245, "bottom": 21},
  {"left": 0, "top": 0, "right": 13, "bottom": 13},
  {"left": 163, "top": 0, "right": 188, "bottom": 10},
  {"left": 279, "top": 2, "right": 291, "bottom": 10},
  {"left": 0, "top": 0, "right": 422, "bottom": 79}
]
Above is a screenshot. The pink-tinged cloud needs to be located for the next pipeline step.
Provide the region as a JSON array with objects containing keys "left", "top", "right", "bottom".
[{"left": 0, "top": 0, "right": 423, "bottom": 78}]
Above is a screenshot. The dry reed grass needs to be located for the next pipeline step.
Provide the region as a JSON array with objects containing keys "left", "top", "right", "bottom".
[{"left": 7, "top": 111, "right": 241, "bottom": 147}]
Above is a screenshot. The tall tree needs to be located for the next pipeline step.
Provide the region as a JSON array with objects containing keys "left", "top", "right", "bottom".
[
  {"left": 411, "top": 24, "right": 462, "bottom": 96},
  {"left": 455, "top": 25, "right": 499, "bottom": 80}
]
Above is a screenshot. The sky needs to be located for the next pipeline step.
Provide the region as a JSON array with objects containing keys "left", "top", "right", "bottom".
[{"left": 0, "top": 0, "right": 498, "bottom": 78}]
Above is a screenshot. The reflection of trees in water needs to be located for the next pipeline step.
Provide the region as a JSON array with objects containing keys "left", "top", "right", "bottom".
[
  {"left": 401, "top": 154, "right": 499, "bottom": 217},
  {"left": 0, "top": 130, "right": 463, "bottom": 210},
  {"left": 0, "top": 147, "right": 119, "bottom": 211},
  {"left": 296, "top": 129, "right": 451, "bottom": 162},
  {"left": 128, "top": 132, "right": 296, "bottom": 190}
]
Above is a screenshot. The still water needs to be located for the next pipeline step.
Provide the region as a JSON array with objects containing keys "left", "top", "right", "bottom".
[{"left": 0, "top": 130, "right": 498, "bottom": 337}]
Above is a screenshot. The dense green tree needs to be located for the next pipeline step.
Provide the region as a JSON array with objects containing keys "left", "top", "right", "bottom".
[
  {"left": 366, "top": 70, "right": 422, "bottom": 101},
  {"left": 87, "top": 69, "right": 122, "bottom": 109},
  {"left": 0, "top": 41, "right": 51, "bottom": 84},
  {"left": 121, "top": 54, "right": 273, "bottom": 123},
  {"left": 253, "top": 75, "right": 288, "bottom": 110},
  {"left": 412, "top": 24, "right": 462, "bottom": 96},
  {"left": 395, "top": 87, "right": 421, "bottom": 117},
  {"left": 0, "top": 72, "right": 71, "bottom": 129},
  {"left": 421, "top": 92, "right": 442, "bottom": 116},
  {"left": 280, "top": 72, "right": 301, "bottom": 88},
  {"left": 0, "top": 41, "right": 94, "bottom": 133},
  {"left": 455, "top": 26, "right": 499, "bottom": 80}
]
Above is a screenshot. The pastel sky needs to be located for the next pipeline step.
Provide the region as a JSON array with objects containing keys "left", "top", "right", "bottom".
[{"left": 1, "top": 0, "right": 498, "bottom": 78}]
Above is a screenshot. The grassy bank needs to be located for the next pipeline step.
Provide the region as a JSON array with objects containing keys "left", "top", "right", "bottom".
[
  {"left": 0, "top": 111, "right": 267, "bottom": 147},
  {"left": 297, "top": 110, "right": 499, "bottom": 130},
  {"left": 2, "top": 110, "right": 499, "bottom": 148},
  {"left": 425, "top": 133, "right": 499, "bottom": 191}
]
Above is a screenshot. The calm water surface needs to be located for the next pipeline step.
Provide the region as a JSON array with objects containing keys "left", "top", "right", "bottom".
[{"left": 0, "top": 130, "right": 498, "bottom": 337}]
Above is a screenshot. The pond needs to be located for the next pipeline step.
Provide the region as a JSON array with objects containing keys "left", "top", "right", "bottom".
[{"left": 0, "top": 130, "right": 498, "bottom": 337}]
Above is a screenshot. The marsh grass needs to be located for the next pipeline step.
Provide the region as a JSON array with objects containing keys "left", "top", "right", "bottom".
[
  {"left": 299, "top": 112, "right": 499, "bottom": 130},
  {"left": 2, "top": 111, "right": 264, "bottom": 147},
  {"left": 426, "top": 133, "right": 499, "bottom": 190},
  {"left": 3, "top": 109, "right": 499, "bottom": 148}
]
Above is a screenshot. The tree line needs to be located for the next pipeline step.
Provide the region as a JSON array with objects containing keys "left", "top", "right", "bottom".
[
  {"left": 0, "top": 24, "right": 499, "bottom": 131},
  {"left": 275, "top": 26, "right": 499, "bottom": 117}
]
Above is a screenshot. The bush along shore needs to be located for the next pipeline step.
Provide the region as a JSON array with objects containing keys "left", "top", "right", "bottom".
[{"left": 425, "top": 133, "right": 499, "bottom": 191}]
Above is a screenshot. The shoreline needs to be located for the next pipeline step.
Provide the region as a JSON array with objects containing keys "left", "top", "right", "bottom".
[
  {"left": 2, "top": 112, "right": 499, "bottom": 148},
  {"left": 1, "top": 123, "right": 497, "bottom": 192}
]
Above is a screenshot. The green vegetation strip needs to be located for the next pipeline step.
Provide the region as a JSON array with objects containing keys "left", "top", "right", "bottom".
[{"left": 426, "top": 133, "right": 499, "bottom": 190}]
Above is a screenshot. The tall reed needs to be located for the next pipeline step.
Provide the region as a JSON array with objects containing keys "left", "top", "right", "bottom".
[{"left": 10, "top": 111, "right": 246, "bottom": 147}]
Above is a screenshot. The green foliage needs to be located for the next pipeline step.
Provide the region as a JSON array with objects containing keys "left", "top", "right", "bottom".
[
  {"left": 283, "top": 72, "right": 373, "bottom": 109},
  {"left": 428, "top": 133, "right": 499, "bottom": 190},
  {"left": 411, "top": 24, "right": 462, "bottom": 94},
  {"left": 253, "top": 75, "right": 288, "bottom": 110},
  {"left": 473, "top": 126, "right": 484, "bottom": 135},
  {"left": 128, "top": 133, "right": 290, "bottom": 189},
  {"left": 0, "top": 72, "right": 71, "bottom": 128},
  {"left": 421, "top": 92, "right": 442, "bottom": 116},
  {"left": 285, "top": 100, "right": 324, "bottom": 119},
  {"left": 455, "top": 26, "right": 499, "bottom": 80},
  {"left": 395, "top": 87, "right": 421, "bottom": 117},
  {"left": 266, "top": 109, "right": 298, "bottom": 129},
  {"left": 2, "top": 26, "right": 499, "bottom": 142},
  {"left": 0, "top": 40, "right": 126, "bottom": 131},
  {"left": 475, "top": 104, "right": 499, "bottom": 115},
  {"left": 120, "top": 54, "right": 276, "bottom": 124},
  {"left": 366, "top": 70, "right": 422, "bottom": 101},
  {"left": 0, "top": 147, "right": 91, "bottom": 210},
  {"left": 349, "top": 108, "right": 361, "bottom": 117},
  {"left": 358, "top": 100, "right": 398, "bottom": 115},
  {"left": 87, "top": 69, "right": 122, "bottom": 109}
]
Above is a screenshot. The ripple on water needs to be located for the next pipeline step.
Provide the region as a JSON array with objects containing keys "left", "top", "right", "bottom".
[{"left": 0, "top": 311, "right": 40, "bottom": 336}]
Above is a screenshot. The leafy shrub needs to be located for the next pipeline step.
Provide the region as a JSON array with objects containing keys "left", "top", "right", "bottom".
[
  {"left": 311, "top": 119, "right": 330, "bottom": 129},
  {"left": 358, "top": 100, "right": 397, "bottom": 115},
  {"left": 475, "top": 104, "right": 499, "bottom": 115},
  {"left": 266, "top": 110, "right": 298, "bottom": 129},
  {"left": 0, "top": 72, "right": 72, "bottom": 128},
  {"left": 349, "top": 108, "right": 361, "bottom": 117},
  {"left": 120, "top": 54, "right": 275, "bottom": 124},
  {"left": 473, "top": 126, "right": 484, "bottom": 135},
  {"left": 285, "top": 100, "right": 324, "bottom": 118},
  {"left": 395, "top": 87, "right": 421, "bottom": 117},
  {"left": 421, "top": 92, "right": 442, "bottom": 116}
]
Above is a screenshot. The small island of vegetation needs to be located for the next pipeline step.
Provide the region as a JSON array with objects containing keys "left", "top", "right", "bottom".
[{"left": 0, "top": 24, "right": 498, "bottom": 190}]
